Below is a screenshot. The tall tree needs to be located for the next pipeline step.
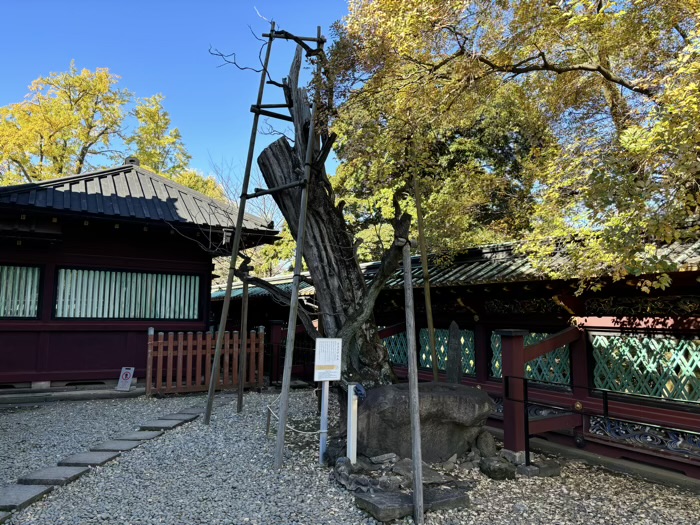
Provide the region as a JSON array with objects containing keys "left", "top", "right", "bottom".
[
  {"left": 336, "top": 0, "right": 699, "bottom": 287},
  {"left": 125, "top": 94, "right": 191, "bottom": 176},
  {"left": 0, "top": 65, "right": 226, "bottom": 201},
  {"left": 0, "top": 62, "right": 129, "bottom": 184}
]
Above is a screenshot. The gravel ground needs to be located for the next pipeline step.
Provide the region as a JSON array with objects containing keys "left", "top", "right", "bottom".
[{"left": 1, "top": 390, "right": 699, "bottom": 525}]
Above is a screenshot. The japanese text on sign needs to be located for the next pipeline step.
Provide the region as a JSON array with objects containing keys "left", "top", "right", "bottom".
[{"left": 314, "top": 338, "right": 342, "bottom": 381}]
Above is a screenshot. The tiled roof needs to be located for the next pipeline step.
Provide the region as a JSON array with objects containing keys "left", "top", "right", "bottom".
[
  {"left": 0, "top": 163, "right": 273, "bottom": 232},
  {"left": 213, "top": 239, "right": 700, "bottom": 299},
  {"left": 211, "top": 272, "right": 316, "bottom": 301}
]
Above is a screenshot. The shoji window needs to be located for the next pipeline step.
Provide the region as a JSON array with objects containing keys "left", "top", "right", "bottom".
[
  {"left": 0, "top": 265, "right": 41, "bottom": 318},
  {"left": 55, "top": 269, "right": 200, "bottom": 320}
]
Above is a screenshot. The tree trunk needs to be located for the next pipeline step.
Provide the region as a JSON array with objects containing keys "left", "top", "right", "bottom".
[{"left": 257, "top": 48, "right": 410, "bottom": 388}]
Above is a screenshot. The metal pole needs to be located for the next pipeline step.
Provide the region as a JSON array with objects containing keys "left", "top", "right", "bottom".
[
  {"left": 204, "top": 22, "right": 276, "bottom": 425},
  {"left": 237, "top": 274, "right": 249, "bottom": 412},
  {"left": 403, "top": 240, "right": 424, "bottom": 524},
  {"left": 273, "top": 26, "right": 324, "bottom": 470},
  {"left": 523, "top": 377, "right": 530, "bottom": 466},
  {"left": 319, "top": 380, "right": 329, "bottom": 464},
  {"left": 412, "top": 174, "right": 438, "bottom": 381},
  {"left": 346, "top": 383, "right": 358, "bottom": 464}
]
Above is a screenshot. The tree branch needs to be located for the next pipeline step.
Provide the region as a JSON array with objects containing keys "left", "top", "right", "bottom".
[{"left": 238, "top": 272, "right": 321, "bottom": 339}]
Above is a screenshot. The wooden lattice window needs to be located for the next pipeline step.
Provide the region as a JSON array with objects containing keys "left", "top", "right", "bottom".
[
  {"left": 0, "top": 265, "right": 41, "bottom": 319},
  {"left": 55, "top": 269, "right": 200, "bottom": 320}
]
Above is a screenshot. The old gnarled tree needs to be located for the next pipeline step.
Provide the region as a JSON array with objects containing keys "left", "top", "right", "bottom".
[{"left": 257, "top": 48, "right": 411, "bottom": 387}]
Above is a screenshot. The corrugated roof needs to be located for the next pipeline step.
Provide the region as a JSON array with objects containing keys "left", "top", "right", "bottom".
[{"left": 0, "top": 163, "right": 273, "bottom": 232}]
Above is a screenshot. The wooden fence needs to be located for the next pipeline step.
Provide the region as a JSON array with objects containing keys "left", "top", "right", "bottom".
[{"left": 145, "top": 328, "right": 265, "bottom": 395}]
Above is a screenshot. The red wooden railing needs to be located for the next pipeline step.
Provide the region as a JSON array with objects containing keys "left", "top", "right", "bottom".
[{"left": 145, "top": 328, "right": 264, "bottom": 395}]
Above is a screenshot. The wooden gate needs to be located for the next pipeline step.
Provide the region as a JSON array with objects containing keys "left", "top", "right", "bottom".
[{"left": 145, "top": 328, "right": 264, "bottom": 395}]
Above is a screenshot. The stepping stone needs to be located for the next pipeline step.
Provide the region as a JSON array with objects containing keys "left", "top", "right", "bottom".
[
  {"left": 158, "top": 413, "right": 198, "bottom": 422},
  {"left": 114, "top": 430, "right": 163, "bottom": 441},
  {"left": 178, "top": 407, "right": 206, "bottom": 414},
  {"left": 18, "top": 466, "right": 89, "bottom": 486},
  {"left": 0, "top": 484, "right": 53, "bottom": 511},
  {"left": 90, "top": 440, "right": 142, "bottom": 452},
  {"left": 139, "top": 419, "right": 184, "bottom": 431},
  {"left": 355, "top": 487, "right": 469, "bottom": 522},
  {"left": 58, "top": 452, "right": 120, "bottom": 467}
]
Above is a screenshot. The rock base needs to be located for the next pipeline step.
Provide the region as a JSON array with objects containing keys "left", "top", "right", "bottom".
[{"left": 355, "top": 487, "right": 470, "bottom": 522}]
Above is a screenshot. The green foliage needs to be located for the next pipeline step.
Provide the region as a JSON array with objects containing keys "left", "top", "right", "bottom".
[
  {"left": 0, "top": 64, "right": 225, "bottom": 202},
  {"left": 332, "top": 0, "right": 700, "bottom": 286},
  {"left": 0, "top": 62, "right": 129, "bottom": 182}
]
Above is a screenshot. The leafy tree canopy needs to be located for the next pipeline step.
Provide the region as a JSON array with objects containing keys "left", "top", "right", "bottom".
[
  {"left": 0, "top": 62, "right": 224, "bottom": 200},
  {"left": 328, "top": 0, "right": 699, "bottom": 288}
]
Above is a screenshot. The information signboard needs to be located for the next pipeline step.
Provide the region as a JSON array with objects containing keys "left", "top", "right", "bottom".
[{"left": 314, "top": 338, "right": 342, "bottom": 382}]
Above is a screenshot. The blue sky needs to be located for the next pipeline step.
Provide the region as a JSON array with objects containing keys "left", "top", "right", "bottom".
[{"left": 0, "top": 0, "right": 349, "bottom": 181}]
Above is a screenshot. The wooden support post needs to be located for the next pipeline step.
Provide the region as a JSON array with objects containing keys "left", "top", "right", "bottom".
[
  {"left": 204, "top": 22, "right": 275, "bottom": 425},
  {"left": 497, "top": 329, "right": 529, "bottom": 452},
  {"left": 412, "top": 174, "right": 438, "bottom": 381},
  {"left": 257, "top": 326, "right": 265, "bottom": 388},
  {"left": 403, "top": 241, "right": 424, "bottom": 524},
  {"left": 570, "top": 328, "right": 589, "bottom": 399},
  {"left": 146, "top": 327, "right": 154, "bottom": 396},
  {"left": 274, "top": 26, "right": 325, "bottom": 470}
]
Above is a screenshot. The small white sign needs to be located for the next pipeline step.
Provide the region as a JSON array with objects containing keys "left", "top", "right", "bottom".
[
  {"left": 314, "top": 338, "right": 342, "bottom": 381},
  {"left": 116, "top": 367, "right": 135, "bottom": 392}
]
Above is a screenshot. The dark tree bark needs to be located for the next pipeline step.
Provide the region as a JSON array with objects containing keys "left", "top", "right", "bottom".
[{"left": 257, "top": 48, "right": 411, "bottom": 388}]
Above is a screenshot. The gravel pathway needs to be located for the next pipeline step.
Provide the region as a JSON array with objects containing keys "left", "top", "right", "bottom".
[{"left": 2, "top": 390, "right": 699, "bottom": 524}]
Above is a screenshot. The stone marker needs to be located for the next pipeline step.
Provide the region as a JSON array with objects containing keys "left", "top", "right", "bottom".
[
  {"left": 114, "top": 431, "right": 163, "bottom": 441},
  {"left": 0, "top": 484, "right": 53, "bottom": 511},
  {"left": 90, "top": 440, "right": 142, "bottom": 452},
  {"left": 158, "top": 413, "right": 198, "bottom": 422},
  {"left": 446, "top": 321, "right": 463, "bottom": 384},
  {"left": 355, "top": 487, "right": 469, "bottom": 522},
  {"left": 139, "top": 419, "right": 184, "bottom": 431},
  {"left": 58, "top": 451, "right": 120, "bottom": 467},
  {"left": 18, "top": 466, "right": 89, "bottom": 486}
]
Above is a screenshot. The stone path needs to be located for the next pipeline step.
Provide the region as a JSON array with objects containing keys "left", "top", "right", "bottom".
[{"left": 0, "top": 398, "right": 212, "bottom": 523}]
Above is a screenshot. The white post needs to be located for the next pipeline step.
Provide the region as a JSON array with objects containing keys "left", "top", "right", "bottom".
[
  {"left": 319, "top": 380, "right": 330, "bottom": 465},
  {"left": 346, "top": 383, "right": 358, "bottom": 464}
]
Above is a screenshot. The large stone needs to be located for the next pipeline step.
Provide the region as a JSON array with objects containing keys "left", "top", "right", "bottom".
[
  {"left": 479, "top": 457, "right": 516, "bottom": 480},
  {"left": 534, "top": 460, "right": 561, "bottom": 477},
  {"left": 0, "top": 484, "right": 53, "bottom": 511},
  {"left": 357, "top": 382, "right": 494, "bottom": 462},
  {"left": 355, "top": 487, "right": 469, "bottom": 522},
  {"left": 58, "top": 451, "right": 120, "bottom": 467},
  {"left": 18, "top": 466, "right": 89, "bottom": 486}
]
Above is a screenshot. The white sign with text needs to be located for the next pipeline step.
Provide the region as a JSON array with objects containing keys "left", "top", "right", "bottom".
[{"left": 314, "top": 338, "right": 342, "bottom": 381}]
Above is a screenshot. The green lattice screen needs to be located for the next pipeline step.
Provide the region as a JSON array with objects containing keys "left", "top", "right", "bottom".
[
  {"left": 592, "top": 334, "right": 700, "bottom": 403},
  {"left": 491, "top": 332, "right": 571, "bottom": 385},
  {"left": 419, "top": 328, "right": 476, "bottom": 375},
  {"left": 381, "top": 329, "right": 476, "bottom": 375},
  {"left": 382, "top": 332, "right": 409, "bottom": 365}
]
